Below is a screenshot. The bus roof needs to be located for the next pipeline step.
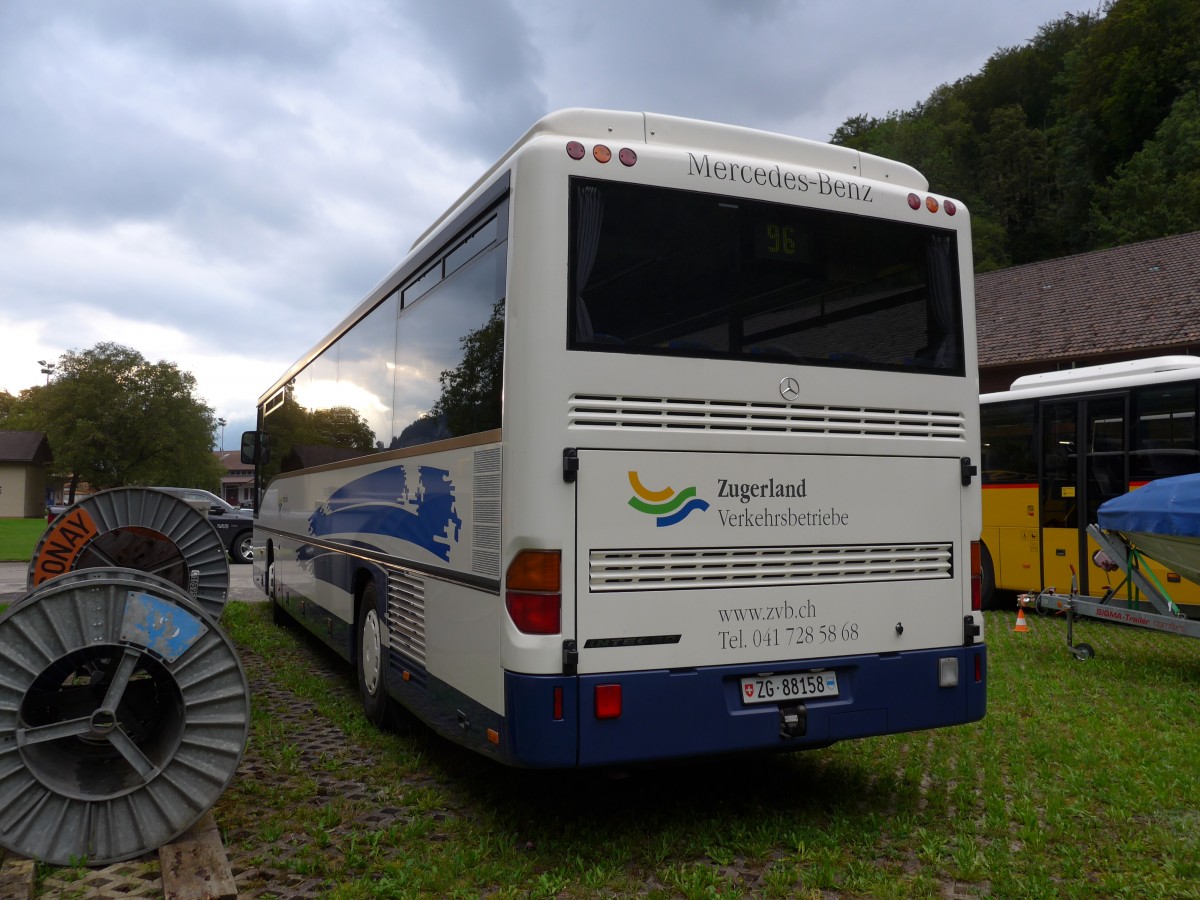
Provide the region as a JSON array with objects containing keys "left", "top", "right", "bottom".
[
  {"left": 260, "top": 109, "right": 936, "bottom": 407},
  {"left": 410, "top": 108, "right": 930, "bottom": 252},
  {"left": 982, "top": 356, "right": 1200, "bottom": 402}
]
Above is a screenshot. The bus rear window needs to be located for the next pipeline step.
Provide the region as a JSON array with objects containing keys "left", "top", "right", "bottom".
[{"left": 569, "top": 178, "right": 964, "bottom": 375}]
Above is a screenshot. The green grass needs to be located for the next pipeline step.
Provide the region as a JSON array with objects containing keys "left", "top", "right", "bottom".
[
  {"left": 0, "top": 517, "right": 46, "bottom": 562},
  {"left": 198, "top": 604, "right": 1200, "bottom": 898}
]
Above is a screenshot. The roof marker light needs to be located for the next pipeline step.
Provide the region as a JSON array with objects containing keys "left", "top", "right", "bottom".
[
  {"left": 944, "top": 200, "right": 957, "bottom": 216},
  {"left": 566, "top": 141, "right": 585, "bottom": 160},
  {"left": 593, "top": 144, "right": 612, "bottom": 164},
  {"left": 618, "top": 148, "right": 637, "bottom": 167},
  {"left": 907, "top": 193, "right": 921, "bottom": 210},
  {"left": 925, "top": 196, "right": 940, "bottom": 213}
]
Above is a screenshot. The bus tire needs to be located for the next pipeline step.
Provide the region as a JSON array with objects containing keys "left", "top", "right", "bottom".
[
  {"left": 357, "top": 581, "right": 399, "bottom": 731},
  {"left": 267, "top": 560, "right": 287, "bottom": 627},
  {"left": 979, "top": 543, "right": 999, "bottom": 610}
]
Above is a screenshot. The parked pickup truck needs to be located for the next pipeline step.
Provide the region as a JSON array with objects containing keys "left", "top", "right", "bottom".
[
  {"left": 148, "top": 487, "right": 255, "bottom": 564},
  {"left": 47, "top": 488, "right": 255, "bottom": 564}
]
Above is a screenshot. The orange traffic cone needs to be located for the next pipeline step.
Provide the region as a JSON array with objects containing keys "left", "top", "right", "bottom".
[{"left": 1013, "top": 607, "right": 1029, "bottom": 633}]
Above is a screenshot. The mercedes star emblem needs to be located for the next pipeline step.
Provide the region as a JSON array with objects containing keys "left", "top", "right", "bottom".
[{"left": 779, "top": 376, "right": 800, "bottom": 401}]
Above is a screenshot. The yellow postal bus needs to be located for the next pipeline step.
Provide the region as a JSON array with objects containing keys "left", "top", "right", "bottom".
[{"left": 980, "top": 357, "right": 1200, "bottom": 616}]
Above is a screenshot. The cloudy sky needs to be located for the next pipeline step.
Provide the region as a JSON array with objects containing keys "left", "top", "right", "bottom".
[{"left": 0, "top": 0, "right": 1086, "bottom": 447}]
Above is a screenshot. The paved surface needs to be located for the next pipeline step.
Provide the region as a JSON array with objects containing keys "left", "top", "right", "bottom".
[{"left": 0, "top": 560, "right": 264, "bottom": 605}]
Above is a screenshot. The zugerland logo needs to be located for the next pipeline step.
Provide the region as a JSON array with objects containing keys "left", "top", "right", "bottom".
[{"left": 627, "top": 472, "right": 709, "bottom": 527}]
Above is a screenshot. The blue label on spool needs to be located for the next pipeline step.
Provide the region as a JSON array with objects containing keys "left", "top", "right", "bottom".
[{"left": 120, "top": 592, "right": 209, "bottom": 662}]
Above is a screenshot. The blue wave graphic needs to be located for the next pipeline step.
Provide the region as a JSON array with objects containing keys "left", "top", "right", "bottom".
[
  {"left": 657, "top": 498, "right": 710, "bottom": 527},
  {"left": 307, "top": 465, "right": 461, "bottom": 561}
]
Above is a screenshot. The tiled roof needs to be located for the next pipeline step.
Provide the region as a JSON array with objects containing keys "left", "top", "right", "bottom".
[
  {"left": 0, "top": 430, "right": 52, "bottom": 465},
  {"left": 976, "top": 231, "right": 1200, "bottom": 367}
]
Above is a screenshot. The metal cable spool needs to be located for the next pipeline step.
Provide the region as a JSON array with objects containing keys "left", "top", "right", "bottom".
[
  {"left": 26, "top": 488, "right": 229, "bottom": 619},
  {"left": 0, "top": 568, "right": 249, "bottom": 865}
]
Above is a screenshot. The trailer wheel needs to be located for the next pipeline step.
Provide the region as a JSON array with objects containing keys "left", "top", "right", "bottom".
[{"left": 1072, "top": 642, "right": 1095, "bottom": 661}]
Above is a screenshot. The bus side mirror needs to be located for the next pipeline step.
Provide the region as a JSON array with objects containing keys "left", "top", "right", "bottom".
[{"left": 241, "top": 431, "right": 270, "bottom": 465}]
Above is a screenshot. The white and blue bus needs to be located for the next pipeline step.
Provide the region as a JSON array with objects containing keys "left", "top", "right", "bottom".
[{"left": 243, "top": 109, "right": 986, "bottom": 768}]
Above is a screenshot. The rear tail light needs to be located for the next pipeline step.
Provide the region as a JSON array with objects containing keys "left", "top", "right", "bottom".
[
  {"left": 970, "top": 541, "right": 982, "bottom": 611},
  {"left": 594, "top": 684, "right": 622, "bottom": 719},
  {"left": 505, "top": 549, "right": 561, "bottom": 634}
]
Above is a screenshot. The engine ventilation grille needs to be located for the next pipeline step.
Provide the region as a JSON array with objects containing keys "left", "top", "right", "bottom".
[
  {"left": 569, "top": 395, "right": 965, "bottom": 440},
  {"left": 589, "top": 543, "right": 953, "bottom": 592},
  {"left": 386, "top": 569, "right": 426, "bottom": 672}
]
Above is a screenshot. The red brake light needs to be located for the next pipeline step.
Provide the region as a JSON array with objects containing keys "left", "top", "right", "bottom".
[
  {"left": 505, "top": 592, "right": 560, "bottom": 634},
  {"left": 594, "top": 684, "right": 622, "bottom": 719}
]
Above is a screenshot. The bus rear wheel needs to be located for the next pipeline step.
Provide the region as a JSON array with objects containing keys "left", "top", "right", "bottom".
[{"left": 356, "top": 581, "right": 413, "bottom": 733}]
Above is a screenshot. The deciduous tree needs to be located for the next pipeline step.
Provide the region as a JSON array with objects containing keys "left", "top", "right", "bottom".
[{"left": 11, "top": 343, "right": 224, "bottom": 499}]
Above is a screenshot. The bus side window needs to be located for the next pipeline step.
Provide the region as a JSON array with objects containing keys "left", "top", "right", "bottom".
[
  {"left": 1131, "top": 383, "right": 1200, "bottom": 480},
  {"left": 981, "top": 400, "right": 1036, "bottom": 484}
]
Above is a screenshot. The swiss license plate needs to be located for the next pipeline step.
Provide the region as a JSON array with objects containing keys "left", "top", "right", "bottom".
[{"left": 740, "top": 671, "right": 839, "bottom": 705}]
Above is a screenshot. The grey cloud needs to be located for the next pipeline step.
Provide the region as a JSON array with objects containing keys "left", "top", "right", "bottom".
[
  {"left": 395, "top": 0, "right": 548, "bottom": 158},
  {"left": 0, "top": 0, "right": 1087, "bottom": 426},
  {"left": 39, "top": 0, "right": 349, "bottom": 69}
]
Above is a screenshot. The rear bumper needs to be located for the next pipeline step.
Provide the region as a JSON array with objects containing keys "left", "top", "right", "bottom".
[{"left": 501, "top": 644, "right": 986, "bottom": 767}]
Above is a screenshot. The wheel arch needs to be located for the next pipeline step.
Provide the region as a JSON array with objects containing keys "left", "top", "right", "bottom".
[{"left": 979, "top": 539, "right": 999, "bottom": 610}]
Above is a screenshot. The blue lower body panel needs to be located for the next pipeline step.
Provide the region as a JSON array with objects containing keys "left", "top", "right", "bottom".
[{"left": 502, "top": 645, "right": 986, "bottom": 768}]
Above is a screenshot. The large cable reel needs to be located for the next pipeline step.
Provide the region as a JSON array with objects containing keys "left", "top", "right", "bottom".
[
  {"left": 0, "top": 569, "right": 250, "bottom": 865},
  {"left": 27, "top": 488, "right": 230, "bottom": 618}
]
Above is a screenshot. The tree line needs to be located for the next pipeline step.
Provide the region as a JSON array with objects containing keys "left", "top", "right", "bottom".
[
  {"left": 831, "top": 0, "right": 1200, "bottom": 271},
  {"left": 0, "top": 343, "right": 224, "bottom": 501}
]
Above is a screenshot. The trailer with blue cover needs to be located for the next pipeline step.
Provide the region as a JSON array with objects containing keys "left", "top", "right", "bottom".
[{"left": 1021, "top": 473, "right": 1200, "bottom": 659}]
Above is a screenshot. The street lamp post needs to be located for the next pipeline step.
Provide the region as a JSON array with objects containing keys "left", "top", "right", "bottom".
[{"left": 37, "top": 360, "right": 55, "bottom": 384}]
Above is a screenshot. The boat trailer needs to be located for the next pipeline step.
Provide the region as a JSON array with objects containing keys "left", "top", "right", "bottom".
[{"left": 1019, "top": 524, "right": 1200, "bottom": 661}]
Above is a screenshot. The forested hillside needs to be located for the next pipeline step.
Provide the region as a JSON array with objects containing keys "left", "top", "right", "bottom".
[{"left": 831, "top": 0, "right": 1200, "bottom": 271}]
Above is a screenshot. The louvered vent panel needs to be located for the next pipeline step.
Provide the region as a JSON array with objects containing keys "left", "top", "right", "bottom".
[
  {"left": 387, "top": 570, "right": 426, "bottom": 667},
  {"left": 473, "top": 446, "right": 502, "bottom": 578},
  {"left": 589, "top": 543, "right": 952, "bottom": 592},
  {"left": 569, "top": 395, "right": 965, "bottom": 440}
]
